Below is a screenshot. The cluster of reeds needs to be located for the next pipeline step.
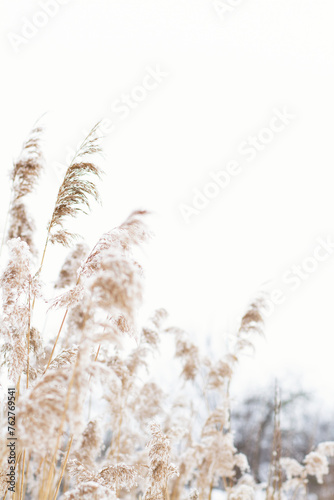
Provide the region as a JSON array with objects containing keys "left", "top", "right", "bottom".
[{"left": 0, "top": 122, "right": 333, "bottom": 500}]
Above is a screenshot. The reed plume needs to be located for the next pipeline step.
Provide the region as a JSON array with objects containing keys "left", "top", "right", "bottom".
[
  {"left": 143, "top": 422, "right": 179, "bottom": 500},
  {"left": 73, "top": 420, "right": 102, "bottom": 468},
  {"left": 6, "top": 122, "right": 44, "bottom": 255},
  {"left": 48, "top": 123, "right": 103, "bottom": 248},
  {"left": 55, "top": 242, "right": 89, "bottom": 289},
  {"left": 0, "top": 238, "right": 40, "bottom": 382},
  {"left": 11, "top": 123, "right": 44, "bottom": 197},
  {"left": 67, "top": 459, "right": 137, "bottom": 492},
  {"left": 78, "top": 209, "right": 151, "bottom": 279},
  {"left": 45, "top": 210, "right": 150, "bottom": 372},
  {"left": 61, "top": 481, "right": 116, "bottom": 499},
  {"left": 18, "top": 367, "right": 70, "bottom": 457}
]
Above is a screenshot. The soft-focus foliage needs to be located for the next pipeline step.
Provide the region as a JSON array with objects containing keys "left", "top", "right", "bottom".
[{"left": 0, "top": 126, "right": 333, "bottom": 500}]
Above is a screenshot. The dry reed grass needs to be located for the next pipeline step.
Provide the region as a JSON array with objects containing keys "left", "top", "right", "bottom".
[{"left": 0, "top": 122, "right": 333, "bottom": 500}]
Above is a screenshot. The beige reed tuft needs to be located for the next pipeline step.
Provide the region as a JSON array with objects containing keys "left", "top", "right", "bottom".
[{"left": 0, "top": 121, "right": 333, "bottom": 500}]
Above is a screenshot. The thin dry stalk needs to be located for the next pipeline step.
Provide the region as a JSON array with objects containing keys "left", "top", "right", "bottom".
[
  {"left": 52, "top": 435, "right": 74, "bottom": 500},
  {"left": 19, "top": 451, "right": 26, "bottom": 500},
  {"left": 38, "top": 455, "right": 50, "bottom": 500},
  {"left": 26, "top": 283, "right": 32, "bottom": 389},
  {"left": 208, "top": 480, "right": 214, "bottom": 500},
  {"left": 43, "top": 308, "right": 70, "bottom": 374},
  {"left": 23, "top": 452, "right": 30, "bottom": 500},
  {"left": 266, "top": 383, "right": 282, "bottom": 500}
]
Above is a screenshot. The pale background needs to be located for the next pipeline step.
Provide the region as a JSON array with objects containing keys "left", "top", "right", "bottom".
[{"left": 1, "top": 0, "right": 334, "bottom": 405}]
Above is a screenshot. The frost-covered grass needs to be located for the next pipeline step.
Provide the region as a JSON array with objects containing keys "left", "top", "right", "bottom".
[{"left": 0, "top": 123, "right": 333, "bottom": 499}]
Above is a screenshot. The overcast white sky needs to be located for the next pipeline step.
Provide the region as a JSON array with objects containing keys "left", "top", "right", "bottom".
[{"left": 1, "top": 0, "right": 334, "bottom": 404}]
